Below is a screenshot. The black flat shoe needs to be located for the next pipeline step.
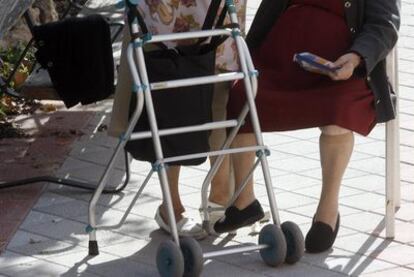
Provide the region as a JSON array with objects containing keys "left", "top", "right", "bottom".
[
  {"left": 214, "top": 200, "right": 265, "bottom": 234},
  {"left": 305, "top": 213, "right": 340, "bottom": 253}
]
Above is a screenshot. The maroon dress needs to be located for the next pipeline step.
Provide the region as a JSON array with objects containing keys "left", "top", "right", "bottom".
[{"left": 228, "top": 0, "right": 376, "bottom": 136}]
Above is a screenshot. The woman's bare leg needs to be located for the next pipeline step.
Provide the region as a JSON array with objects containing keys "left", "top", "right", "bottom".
[
  {"left": 316, "top": 125, "right": 354, "bottom": 229},
  {"left": 208, "top": 82, "right": 234, "bottom": 206},
  {"left": 231, "top": 133, "right": 257, "bottom": 209},
  {"left": 213, "top": 133, "right": 264, "bottom": 233},
  {"left": 160, "top": 166, "right": 185, "bottom": 222},
  {"left": 209, "top": 155, "right": 233, "bottom": 206}
]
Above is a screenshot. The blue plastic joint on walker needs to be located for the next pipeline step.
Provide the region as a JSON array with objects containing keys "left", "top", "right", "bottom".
[
  {"left": 152, "top": 163, "right": 162, "bottom": 172},
  {"left": 231, "top": 30, "right": 241, "bottom": 38},
  {"left": 119, "top": 133, "right": 128, "bottom": 142},
  {"left": 141, "top": 84, "right": 148, "bottom": 91},
  {"left": 225, "top": 0, "right": 237, "bottom": 13},
  {"left": 127, "top": 0, "right": 140, "bottom": 5},
  {"left": 85, "top": 225, "right": 95, "bottom": 233},
  {"left": 256, "top": 149, "right": 271, "bottom": 158},
  {"left": 249, "top": 70, "right": 259, "bottom": 77},
  {"left": 132, "top": 83, "right": 147, "bottom": 93},
  {"left": 142, "top": 33, "right": 152, "bottom": 42},
  {"left": 132, "top": 83, "right": 140, "bottom": 93},
  {"left": 133, "top": 40, "right": 143, "bottom": 48}
]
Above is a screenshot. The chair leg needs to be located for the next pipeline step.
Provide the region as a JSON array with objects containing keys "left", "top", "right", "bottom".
[
  {"left": 393, "top": 48, "right": 401, "bottom": 209},
  {"left": 386, "top": 120, "right": 398, "bottom": 239},
  {"left": 393, "top": 116, "right": 401, "bottom": 209},
  {"left": 384, "top": 47, "right": 400, "bottom": 239}
]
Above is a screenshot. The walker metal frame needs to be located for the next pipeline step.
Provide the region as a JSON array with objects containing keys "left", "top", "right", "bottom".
[{"left": 86, "top": 0, "right": 304, "bottom": 271}]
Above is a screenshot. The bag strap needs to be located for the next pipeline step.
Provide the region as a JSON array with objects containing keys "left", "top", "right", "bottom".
[
  {"left": 126, "top": 1, "right": 149, "bottom": 39},
  {"left": 198, "top": 0, "right": 227, "bottom": 45},
  {"left": 208, "top": 5, "right": 230, "bottom": 47},
  {"left": 126, "top": 1, "right": 170, "bottom": 50},
  {"left": 201, "top": 0, "right": 223, "bottom": 31}
]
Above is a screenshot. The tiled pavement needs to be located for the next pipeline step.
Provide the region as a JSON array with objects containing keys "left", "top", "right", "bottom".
[
  {"left": 1, "top": 0, "right": 414, "bottom": 276},
  {"left": 0, "top": 102, "right": 97, "bottom": 253}
]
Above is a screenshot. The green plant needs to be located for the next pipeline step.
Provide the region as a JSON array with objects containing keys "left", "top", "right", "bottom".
[
  {"left": 0, "top": 43, "right": 35, "bottom": 87},
  {"left": 0, "top": 103, "right": 6, "bottom": 120},
  {"left": 0, "top": 43, "right": 36, "bottom": 119}
]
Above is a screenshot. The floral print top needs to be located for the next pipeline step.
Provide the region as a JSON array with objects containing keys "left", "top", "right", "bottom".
[{"left": 137, "top": 0, "right": 246, "bottom": 71}]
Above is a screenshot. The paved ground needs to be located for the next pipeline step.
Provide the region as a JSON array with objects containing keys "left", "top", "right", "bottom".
[
  {"left": 1, "top": 0, "right": 414, "bottom": 276},
  {"left": 0, "top": 102, "right": 96, "bottom": 252}
]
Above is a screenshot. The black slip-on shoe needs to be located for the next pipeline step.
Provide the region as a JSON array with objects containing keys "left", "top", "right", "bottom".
[
  {"left": 305, "top": 213, "right": 340, "bottom": 253},
  {"left": 213, "top": 200, "right": 265, "bottom": 234}
]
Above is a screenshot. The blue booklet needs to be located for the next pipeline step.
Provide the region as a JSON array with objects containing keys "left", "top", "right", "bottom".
[{"left": 293, "top": 52, "right": 340, "bottom": 75}]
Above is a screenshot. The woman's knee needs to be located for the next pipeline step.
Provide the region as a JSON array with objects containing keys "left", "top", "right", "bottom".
[{"left": 320, "top": 125, "right": 352, "bottom": 136}]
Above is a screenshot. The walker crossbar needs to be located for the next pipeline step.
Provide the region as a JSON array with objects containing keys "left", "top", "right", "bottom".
[
  {"left": 144, "top": 29, "right": 233, "bottom": 44},
  {"left": 161, "top": 146, "right": 268, "bottom": 165},
  {"left": 150, "top": 72, "right": 245, "bottom": 91},
  {"left": 203, "top": 244, "right": 269, "bottom": 259},
  {"left": 129, "top": 120, "right": 238, "bottom": 140}
]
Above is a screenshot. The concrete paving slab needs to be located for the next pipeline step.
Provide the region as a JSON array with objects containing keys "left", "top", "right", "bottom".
[
  {"left": 268, "top": 156, "right": 321, "bottom": 173},
  {"left": 302, "top": 247, "right": 396, "bottom": 275},
  {"left": 341, "top": 175, "right": 386, "bottom": 194},
  {"left": 340, "top": 192, "right": 386, "bottom": 212},
  {"left": 334, "top": 232, "right": 401, "bottom": 256},
  {"left": 340, "top": 212, "right": 388, "bottom": 234},
  {"left": 289, "top": 202, "right": 363, "bottom": 219},
  {"left": 299, "top": 167, "right": 368, "bottom": 180},
  {"left": 0, "top": 259, "right": 101, "bottom": 277},
  {"left": 292, "top": 184, "right": 363, "bottom": 199},
  {"left": 374, "top": 220, "right": 414, "bottom": 244},
  {"left": 261, "top": 261, "right": 347, "bottom": 277},
  {"left": 368, "top": 244, "right": 414, "bottom": 266},
  {"left": 0, "top": 250, "right": 38, "bottom": 269},
  {"left": 257, "top": 173, "right": 320, "bottom": 191},
  {"left": 6, "top": 230, "right": 80, "bottom": 258},
  {"left": 258, "top": 191, "right": 317, "bottom": 210},
  {"left": 373, "top": 203, "right": 414, "bottom": 222},
  {"left": 361, "top": 267, "right": 414, "bottom": 277}
]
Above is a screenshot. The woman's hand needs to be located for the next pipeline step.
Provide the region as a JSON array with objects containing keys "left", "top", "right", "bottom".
[{"left": 328, "top": 53, "right": 361, "bottom": 81}]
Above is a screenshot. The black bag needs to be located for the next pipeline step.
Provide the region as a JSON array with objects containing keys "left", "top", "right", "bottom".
[
  {"left": 33, "top": 15, "right": 114, "bottom": 108},
  {"left": 125, "top": 0, "right": 228, "bottom": 165}
]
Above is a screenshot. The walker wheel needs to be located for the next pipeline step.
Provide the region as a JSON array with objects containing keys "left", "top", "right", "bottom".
[
  {"left": 156, "top": 240, "right": 184, "bottom": 277},
  {"left": 281, "top": 221, "right": 304, "bottom": 264},
  {"left": 258, "top": 224, "right": 287, "bottom": 267},
  {"left": 180, "top": 237, "right": 204, "bottom": 277}
]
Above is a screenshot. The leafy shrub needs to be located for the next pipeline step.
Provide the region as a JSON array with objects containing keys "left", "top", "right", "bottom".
[{"left": 0, "top": 44, "right": 36, "bottom": 120}]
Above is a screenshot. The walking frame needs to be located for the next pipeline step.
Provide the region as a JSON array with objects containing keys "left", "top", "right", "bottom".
[{"left": 86, "top": 0, "right": 304, "bottom": 275}]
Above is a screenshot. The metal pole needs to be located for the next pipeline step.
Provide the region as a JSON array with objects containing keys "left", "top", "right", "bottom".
[
  {"left": 134, "top": 41, "right": 180, "bottom": 246},
  {"left": 385, "top": 47, "right": 400, "bottom": 239},
  {"left": 231, "top": 12, "right": 281, "bottom": 225},
  {"left": 87, "top": 43, "right": 145, "bottom": 253},
  {"left": 203, "top": 244, "right": 268, "bottom": 259},
  {"left": 393, "top": 47, "right": 401, "bottom": 208}
]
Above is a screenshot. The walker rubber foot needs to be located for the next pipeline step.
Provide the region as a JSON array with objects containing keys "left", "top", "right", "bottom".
[{"left": 89, "top": 241, "right": 99, "bottom": 256}]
